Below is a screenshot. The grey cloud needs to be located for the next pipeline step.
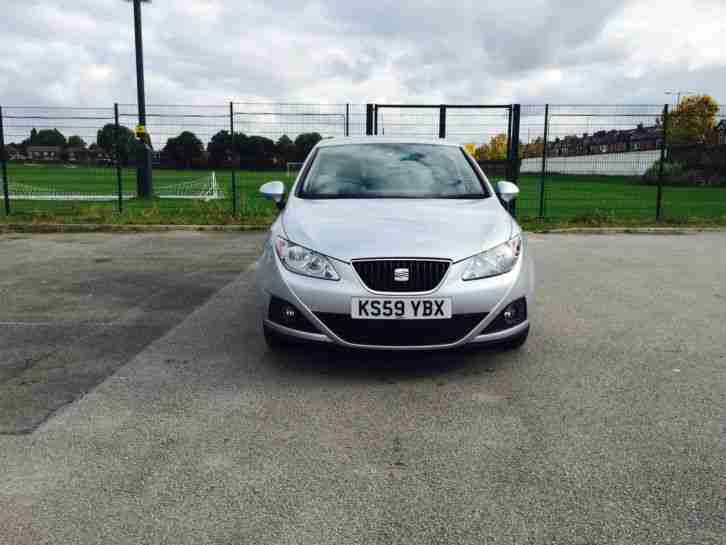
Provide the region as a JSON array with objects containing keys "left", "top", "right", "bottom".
[{"left": 0, "top": 0, "right": 724, "bottom": 110}]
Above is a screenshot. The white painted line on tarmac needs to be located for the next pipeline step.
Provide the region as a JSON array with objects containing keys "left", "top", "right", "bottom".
[{"left": 0, "top": 321, "right": 119, "bottom": 327}]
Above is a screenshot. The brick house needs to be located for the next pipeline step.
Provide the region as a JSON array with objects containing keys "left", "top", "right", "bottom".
[
  {"left": 628, "top": 124, "right": 661, "bottom": 151},
  {"left": 542, "top": 124, "right": 662, "bottom": 158}
]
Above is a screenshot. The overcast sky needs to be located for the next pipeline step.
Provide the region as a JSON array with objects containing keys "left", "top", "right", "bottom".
[{"left": 1, "top": 0, "right": 725, "bottom": 108}]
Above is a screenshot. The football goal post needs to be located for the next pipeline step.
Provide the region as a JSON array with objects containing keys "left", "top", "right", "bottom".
[{"left": 155, "top": 172, "right": 224, "bottom": 201}]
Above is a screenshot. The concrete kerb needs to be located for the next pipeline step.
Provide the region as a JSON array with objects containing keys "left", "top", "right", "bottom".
[{"left": 1, "top": 223, "right": 724, "bottom": 235}]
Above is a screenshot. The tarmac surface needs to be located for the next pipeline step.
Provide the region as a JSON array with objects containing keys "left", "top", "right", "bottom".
[{"left": 0, "top": 231, "right": 724, "bottom": 544}]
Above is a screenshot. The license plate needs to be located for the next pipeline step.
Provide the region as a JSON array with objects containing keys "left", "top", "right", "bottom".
[{"left": 351, "top": 298, "right": 452, "bottom": 320}]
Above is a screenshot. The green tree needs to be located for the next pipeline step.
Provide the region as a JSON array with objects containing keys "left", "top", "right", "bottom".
[
  {"left": 207, "top": 130, "right": 237, "bottom": 168},
  {"left": 245, "top": 135, "right": 277, "bottom": 168},
  {"left": 668, "top": 95, "right": 719, "bottom": 145},
  {"left": 20, "top": 128, "right": 39, "bottom": 151},
  {"left": 97, "top": 124, "right": 137, "bottom": 165},
  {"left": 162, "top": 131, "right": 204, "bottom": 169},
  {"left": 67, "top": 135, "right": 86, "bottom": 148},
  {"left": 294, "top": 132, "right": 323, "bottom": 161},
  {"left": 276, "top": 134, "right": 295, "bottom": 166},
  {"left": 25, "top": 128, "right": 66, "bottom": 147}
]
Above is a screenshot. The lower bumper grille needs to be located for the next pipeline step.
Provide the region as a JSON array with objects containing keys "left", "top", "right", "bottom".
[{"left": 314, "top": 313, "right": 487, "bottom": 346}]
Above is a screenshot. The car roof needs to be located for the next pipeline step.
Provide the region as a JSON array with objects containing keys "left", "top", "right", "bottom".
[{"left": 315, "top": 136, "right": 463, "bottom": 148}]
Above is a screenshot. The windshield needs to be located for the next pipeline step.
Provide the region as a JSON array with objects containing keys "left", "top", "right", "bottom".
[{"left": 298, "top": 143, "right": 489, "bottom": 199}]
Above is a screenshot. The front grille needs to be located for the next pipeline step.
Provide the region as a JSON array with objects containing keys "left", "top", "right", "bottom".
[
  {"left": 352, "top": 259, "right": 450, "bottom": 293},
  {"left": 315, "top": 313, "right": 487, "bottom": 346}
]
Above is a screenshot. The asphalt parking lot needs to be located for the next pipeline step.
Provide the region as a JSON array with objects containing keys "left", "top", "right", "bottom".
[{"left": 0, "top": 231, "right": 724, "bottom": 544}]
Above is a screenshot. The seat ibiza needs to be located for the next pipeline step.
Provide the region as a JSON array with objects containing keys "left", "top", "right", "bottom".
[{"left": 255, "top": 138, "right": 534, "bottom": 350}]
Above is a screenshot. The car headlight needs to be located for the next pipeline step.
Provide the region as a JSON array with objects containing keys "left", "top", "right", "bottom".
[
  {"left": 274, "top": 237, "right": 340, "bottom": 280},
  {"left": 461, "top": 235, "right": 522, "bottom": 280}
]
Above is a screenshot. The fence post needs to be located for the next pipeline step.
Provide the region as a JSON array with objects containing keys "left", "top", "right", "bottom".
[
  {"left": 506, "top": 106, "right": 513, "bottom": 175},
  {"left": 365, "top": 104, "right": 374, "bottom": 135},
  {"left": 439, "top": 105, "right": 447, "bottom": 139},
  {"left": 539, "top": 104, "right": 549, "bottom": 219},
  {"left": 656, "top": 104, "right": 669, "bottom": 222},
  {"left": 114, "top": 103, "right": 124, "bottom": 213},
  {"left": 229, "top": 101, "right": 238, "bottom": 216},
  {"left": 0, "top": 105, "right": 10, "bottom": 215},
  {"left": 345, "top": 103, "right": 350, "bottom": 137},
  {"left": 509, "top": 104, "right": 521, "bottom": 217}
]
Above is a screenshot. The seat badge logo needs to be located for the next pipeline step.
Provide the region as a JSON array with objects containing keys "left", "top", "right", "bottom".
[{"left": 394, "top": 268, "right": 410, "bottom": 282}]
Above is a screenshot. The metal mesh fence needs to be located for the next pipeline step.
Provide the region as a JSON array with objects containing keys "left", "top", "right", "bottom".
[
  {"left": 374, "top": 107, "right": 441, "bottom": 139},
  {"left": 117, "top": 103, "right": 239, "bottom": 217},
  {"left": 372, "top": 105, "right": 512, "bottom": 148},
  {"left": 0, "top": 102, "right": 368, "bottom": 221},
  {"left": 0, "top": 106, "right": 120, "bottom": 217},
  {"left": 662, "top": 106, "right": 726, "bottom": 220},
  {"left": 446, "top": 108, "right": 511, "bottom": 149},
  {"left": 232, "top": 102, "right": 365, "bottom": 139},
  {"left": 517, "top": 105, "right": 548, "bottom": 218},
  {"left": 519, "top": 105, "right": 665, "bottom": 219},
  {"left": 516, "top": 104, "right": 726, "bottom": 221},
  {"left": 229, "top": 103, "right": 365, "bottom": 215},
  {"left": 1, "top": 101, "right": 725, "bottom": 223}
]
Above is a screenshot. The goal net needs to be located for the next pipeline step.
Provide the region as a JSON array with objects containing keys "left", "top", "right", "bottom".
[
  {"left": 7, "top": 180, "right": 135, "bottom": 201},
  {"left": 6, "top": 172, "right": 224, "bottom": 202},
  {"left": 286, "top": 162, "right": 304, "bottom": 180},
  {"left": 155, "top": 172, "right": 225, "bottom": 201}
]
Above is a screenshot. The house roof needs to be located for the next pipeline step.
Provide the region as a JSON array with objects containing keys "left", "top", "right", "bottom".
[{"left": 27, "top": 146, "right": 62, "bottom": 152}]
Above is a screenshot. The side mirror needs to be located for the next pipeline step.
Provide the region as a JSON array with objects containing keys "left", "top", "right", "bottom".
[
  {"left": 496, "top": 181, "right": 519, "bottom": 203},
  {"left": 259, "top": 181, "right": 286, "bottom": 210}
]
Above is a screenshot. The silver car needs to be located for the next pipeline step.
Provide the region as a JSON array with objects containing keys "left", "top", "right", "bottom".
[{"left": 255, "top": 137, "right": 534, "bottom": 351}]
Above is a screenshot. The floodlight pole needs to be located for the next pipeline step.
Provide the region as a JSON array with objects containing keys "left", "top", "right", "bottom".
[
  {"left": 131, "top": 0, "right": 152, "bottom": 197},
  {"left": 664, "top": 90, "right": 697, "bottom": 108},
  {"left": 133, "top": 0, "right": 147, "bottom": 129}
]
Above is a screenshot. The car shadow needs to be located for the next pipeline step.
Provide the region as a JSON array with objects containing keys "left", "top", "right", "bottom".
[{"left": 260, "top": 340, "right": 518, "bottom": 383}]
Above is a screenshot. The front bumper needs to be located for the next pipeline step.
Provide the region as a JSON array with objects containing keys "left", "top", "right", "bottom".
[{"left": 255, "top": 237, "right": 535, "bottom": 351}]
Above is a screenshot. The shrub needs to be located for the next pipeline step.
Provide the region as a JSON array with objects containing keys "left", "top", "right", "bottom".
[
  {"left": 569, "top": 209, "right": 617, "bottom": 225},
  {"left": 642, "top": 160, "right": 686, "bottom": 184},
  {"left": 641, "top": 160, "right": 726, "bottom": 186}
]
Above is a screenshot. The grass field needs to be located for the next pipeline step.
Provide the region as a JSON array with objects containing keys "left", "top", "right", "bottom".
[
  {"left": 2, "top": 163, "right": 725, "bottom": 225},
  {"left": 518, "top": 174, "right": 726, "bottom": 221},
  {"left": 3, "top": 163, "right": 282, "bottom": 224}
]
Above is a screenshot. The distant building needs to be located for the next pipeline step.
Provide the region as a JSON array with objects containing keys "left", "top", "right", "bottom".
[
  {"left": 532, "top": 124, "right": 663, "bottom": 158},
  {"left": 87, "top": 144, "right": 111, "bottom": 164},
  {"left": 629, "top": 124, "right": 662, "bottom": 151},
  {"left": 27, "top": 146, "right": 62, "bottom": 161},
  {"left": 5, "top": 144, "right": 26, "bottom": 161},
  {"left": 64, "top": 147, "right": 88, "bottom": 162}
]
